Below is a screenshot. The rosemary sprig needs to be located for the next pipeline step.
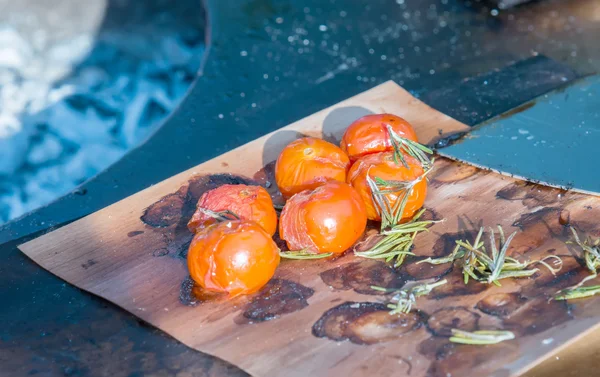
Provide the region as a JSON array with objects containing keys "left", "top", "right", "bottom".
[
  {"left": 354, "top": 208, "right": 440, "bottom": 267},
  {"left": 279, "top": 249, "right": 333, "bottom": 260},
  {"left": 372, "top": 279, "right": 447, "bottom": 315},
  {"left": 417, "top": 244, "right": 466, "bottom": 265},
  {"left": 418, "top": 226, "right": 562, "bottom": 285},
  {"left": 387, "top": 125, "right": 434, "bottom": 169},
  {"left": 552, "top": 227, "right": 600, "bottom": 299},
  {"left": 367, "top": 166, "right": 434, "bottom": 231},
  {"left": 568, "top": 227, "right": 600, "bottom": 275},
  {"left": 555, "top": 285, "right": 600, "bottom": 300},
  {"left": 449, "top": 329, "right": 515, "bottom": 345}
]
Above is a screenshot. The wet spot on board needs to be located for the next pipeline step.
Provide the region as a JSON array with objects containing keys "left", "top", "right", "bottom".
[
  {"left": 81, "top": 259, "right": 97, "bottom": 269},
  {"left": 429, "top": 271, "right": 489, "bottom": 299},
  {"left": 510, "top": 207, "right": 565, "bottom": 254},
  {"left": 312, "top": 301, "right": 424, "bottom": 345},
  {"left": 127, "top": 230, "right": 144, "bottom": 237},
  {"left": 418, "top": 337, "right": 455, "bottom": 361},
  {"left": 503, "top": 298, "right": 572, "bottom": 337},
  {"left": 236, "top": 279, "right": 314, "bottom": 324},
  {"left": 476, "top": 292, "right": 528, "bottom": 318},
  {"left": 320, "top": 260, "right": 405, "bottom": 295},
  {"left": 141, "top": 188, "right": 187, "bottom": 228},
  {"left": 426, "top": 342, "right": 516, "bottom": 377},
  {"left": 400, "top": 257, "right": 453, "bottom": 281},
  {"left": 526, "top": 255, "right": 588, "bottom": 294},
  {"left": 420, "top": 208, "right": 442, "bottom": 222},
  {"left": 179, "top": 276, "right": 227, "bottom": 307},
  {"left": 496, "top": 181, "right": 566, "bottom": 208},
  {"left": 426, "top": 306, "right": 480, "bottom": 337},
  {"left": 430, "top": 160, "right": 479, "bottom": 184},
  {"left": 253, "top": 161, "right": 284, "bottom": 206},
  {"left": 432, "top": 231, "right": 479, "bottom": 258},
  {"left": 141, "top": 173, "right": 257, "bottom": 260}
]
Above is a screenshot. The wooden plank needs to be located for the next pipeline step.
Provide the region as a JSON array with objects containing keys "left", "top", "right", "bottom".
[{"left": 18, "top": 81, "right": 600, "bottom": 377}]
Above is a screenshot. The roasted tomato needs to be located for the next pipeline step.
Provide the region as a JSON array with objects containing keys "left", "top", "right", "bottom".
[
  {"left": 347, "top": 151, "right": 427, "bottom": 222},
  {"left": 187, "top": 220, "right": 280, "bottom": 297},
  {"left": 275, "top": 137, "right": 350, "bottom": 198},
  {"left": 187, "top": 184, "right": 277, "bottom": 235},
  {"left": 340, "top": 114, "right": 418, "bottom": 161},
  {"left": 279, "top": 181, "right": 367, "bottom": 255}
]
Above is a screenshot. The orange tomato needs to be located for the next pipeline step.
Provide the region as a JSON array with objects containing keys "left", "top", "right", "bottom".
[
  {"left": 275, "top": 137, "right": 350, "bottom": 198},
  {"left": 187, "top": 184, "right": 277, "bottom": 235},
  {"left": 347, "top": 151, "right": 427, "bottom": 222},
  {"left": 340, "top": 114, "right": 418, "bottom": 161},
  {"left": 187, "top": 220, "right": 280, "bottom": 297},
  {"left": 279, "top": 181, "right": 367, "bottom": 255}
]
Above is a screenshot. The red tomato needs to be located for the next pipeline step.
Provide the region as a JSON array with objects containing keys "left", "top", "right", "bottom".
[
  {"left": 187, "top": 220, "right": 280, "bottom": 297},
  {"left": 347, "top": 151, "right": 427, "bottom": 222},
  {"left": 340, "top": 114, "right": 418, "bottom": 161},
  {"left": 279, "top": 181, "right": 367, "bottom": 255},
  {"left": 187, "top": 184, "right": 277, "bottom": 235},
  {"left": 275, "top": 137, "right": 350, "bottom": 198}
]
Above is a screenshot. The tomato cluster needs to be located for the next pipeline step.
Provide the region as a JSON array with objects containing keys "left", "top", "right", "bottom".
[{"left": 186, "top": 113, "right": 430, "bottom": 297}]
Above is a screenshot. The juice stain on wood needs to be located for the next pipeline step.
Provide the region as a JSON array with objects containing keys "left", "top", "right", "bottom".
[
  {"left": 426, "top": 306, "right": 480, "bottom": 337},
  {"left": 312, "top": 301, "right": 425, "bottom": 345},
  {"left": 179, "top": 276, "right": 226, "bottom": 306},
  {"left": 400, "top": 257, "right": 453, "bottom": 281},
  {"left": 235, "top": 279, "right": 314, "bottom": 324},
  {"left": 503, "top": 298, "right": 572, "bottom": 337},
  {"left": 141, "top": 173, "right": 261, "bottom": 260},
  {"left": 429, "top": 271, "right": 489, "bottom": 299},
  {"left": 476, "top": 292, "right": 528, "bottom": 318},
  {"left": 496, "top": 180, "right": 566, "bottom": 208},
  {"left": 320, "top": 260, "right": 405, "bottom": 295}
]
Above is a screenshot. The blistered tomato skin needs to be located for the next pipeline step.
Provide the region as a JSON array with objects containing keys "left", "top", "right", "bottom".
[
  {"left": 187, "top": 220, "right": 280, "bottom": 297},
  {"left": 275, "top": 137, "right": 350, "bottom": 198},
  {"left": 187, "top": 184, "right": 277, "bottom": 235},
  {"left": 347, "top": 152, "right": 427, "bottom": 221},
  {"left": 340, "top": 114, "right": 418, "bottom": 162},
  {"left": 279, "top": 181, "right": 367, "bottom": 255}
]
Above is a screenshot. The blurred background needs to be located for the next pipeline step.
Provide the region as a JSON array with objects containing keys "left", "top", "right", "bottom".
[
  {"left": 1, "top": 0, "right": 600, "bottom": 226},
  {"left": 0, "top": 0, "right": 205, "bottom": 224}
]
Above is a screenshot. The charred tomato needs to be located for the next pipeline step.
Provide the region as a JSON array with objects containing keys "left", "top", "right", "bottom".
[
  {"left": 187, "top": 184, "right": 277, "bottom": 235},
  {"left": 347, "top": 151, "right": 427, "bottom": 222},
  {"left": 340, "top": 114, "right": 418, "bottom": 162},
  {"left": 187, "top": 220, "right": 280, "bottom": 297},
  {"left": 279, "top": 181, "right": 367, "bottom": 255},
  {"left": 275, "top": 137, "right": 350, "bottom": 198}
]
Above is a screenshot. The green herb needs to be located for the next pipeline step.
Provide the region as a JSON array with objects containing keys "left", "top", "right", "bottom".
[
  {"left": 552, "top": 227, "right": 600, "bottom": 299},
  {"left": 555, "top": 285, "right": 600, "bottom": 300},
  {"left": 279, "top": 249, "right": 333, "bottom": 260},
  {"left": 354, "top": 208, "right": 440, "bottom": 268},
  {"left": 367, "top": 166, "right": 435, "bottom": 231},
  {"left": 417, "top": 244, "right": 466, "bottom": 265},
  {"left": 568, "top": 227, "right": 600, "bottom": 275},
  {"left": 387, "top": 125, "right": 433, "bottom": 170},
  {"left": 449, "top": 329, "right": 515, "bottom": 345},
  {"left": 372, "top": 279, "right": 447, "bottom": 315},
  {"left": 419, "top": 226, "right": 562, "bottom": 285}
]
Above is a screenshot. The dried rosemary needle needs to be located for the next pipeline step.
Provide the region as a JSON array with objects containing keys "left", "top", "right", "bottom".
[
  {"left": 553, "top": 227, "right": 600, "bottom": 300},
  {"left": 419, "top": 226, "right": 562, "bottom": 285},
  {"left": 387, "top": 125, "right": 434, "bottom": 170},
  {"left": 372, "top": 279, "right": 447, "bottom": 315},
  {"left": 279, "top": 249, "right": 333, "bottom": 260},
  {"left": 354, "top": 208, "right": 441, "bottom": 268},
  {"left": 449, "top": 329, "right": 515, "bottom": 345}
]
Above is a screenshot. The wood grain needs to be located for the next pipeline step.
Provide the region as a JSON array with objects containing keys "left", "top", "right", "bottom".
[{"left": 19, "top": 81, "right": 600, "bottom": 377}]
